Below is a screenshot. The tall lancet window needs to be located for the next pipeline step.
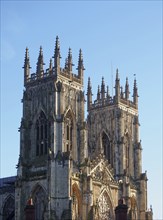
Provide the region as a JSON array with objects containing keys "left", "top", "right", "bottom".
[
  {"left": 36, "top": 111, "right": 49, "bottom": 156},
  {"left": 102, "top": 132, "right": 112, "bottom": 165},
  {"left": 65, "top": 110, "right": 73, "bottom": 152}
]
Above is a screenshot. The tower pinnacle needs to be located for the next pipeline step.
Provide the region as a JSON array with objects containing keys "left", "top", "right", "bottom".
[
  {"left": 23, "top": 47, "right": 31, "bottom": 86},
  {"left": 101, "top": 77, "right": 105, "bottom": 104},
  {"left": 115, "top": 68, "right": 120, "bottom": 103},
  {"left": 86, "top": 77, "right": 93, "bottom": 111},
  {"left": 54, "top": 36, "right": 61, "bottom": 74},
  {"left": 36, "top": 46, "right": 45, "bottom": 78},
  {"left": 133, "top": 78, "right": 139, "bottom": 108},
  {"left": 77, "top": 49, "right": 85, "bottom": 84},
  {"left": 125, "top": 77, "right": 130, "bottom": 100},
  {"left": 67, "top": 48, "right": 74, "bottom": 73}
]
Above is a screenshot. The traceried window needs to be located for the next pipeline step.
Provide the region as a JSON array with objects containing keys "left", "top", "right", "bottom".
[
  {"left": 97, "top": 192, "right": 113, "bottom": 220},
  {"left": 102, "top": 132, "right": 112, "bottom": 166},
  {"left": 36, "top": 111, "right": 50, "bottom": 156},
  {"left": 65, "top": 110, "right": 73, "bottom": 152}
]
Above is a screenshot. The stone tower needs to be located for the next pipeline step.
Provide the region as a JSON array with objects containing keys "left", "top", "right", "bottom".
[{"left": 15, "top": 37, "right": 153, "bottom": 220}]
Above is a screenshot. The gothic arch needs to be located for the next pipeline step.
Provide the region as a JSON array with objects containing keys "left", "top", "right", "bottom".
[
  {"left": 2, "top": 195, "right": 15, "bottom": 220},
  {"left": 101, "top": 131, "right": 113, "bottom": 166},
  {"left": 35, "top": 110, "right": 51, "bottom": 156},
  {"left": 64, "top": 108, "right": 75, "bottom": 153},
  {"left": 31, "top": 184, "right": 47, "bottom": 220},
  {"left": 71, "top": 183, "right": 82, "bottom": 220}
]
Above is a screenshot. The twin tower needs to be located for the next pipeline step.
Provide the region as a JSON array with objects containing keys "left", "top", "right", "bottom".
[{"left": 15, "top": 36, "right": 153, "bottom": 220}]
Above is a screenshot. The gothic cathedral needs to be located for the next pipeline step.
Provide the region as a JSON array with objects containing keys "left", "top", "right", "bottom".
[{"left": 14, "top": 36, "right": 153, "bottom": 220}]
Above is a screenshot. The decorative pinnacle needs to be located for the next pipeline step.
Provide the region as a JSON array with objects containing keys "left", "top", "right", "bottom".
[
  {"left": 67, "top": 47, "right": 74, "bottom": 72},
  {"left": 101, "top": 77, "right": 105, "bottom": 91},
  {"left": 87, "top": 77, "right": 92, "bottom": 93},
  {"left": 133, "top": 78, "right": 138, "bottom": 98},
  {"left": 77, "top": 48, "right": 85, "bottom": 70},
  {"left": 54, "top": 36, "right": 61, "bottom": 58},
  {"left": 23, "top": 47, "right": 31, "bottom": 68},
  {"left": 36, "top": 46, "right": 45, "bottom": 75}
]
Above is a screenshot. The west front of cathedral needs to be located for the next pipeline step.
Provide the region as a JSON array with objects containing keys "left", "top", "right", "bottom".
[{"left": 0, "top": 37, "right": 153, "bottom": 220}]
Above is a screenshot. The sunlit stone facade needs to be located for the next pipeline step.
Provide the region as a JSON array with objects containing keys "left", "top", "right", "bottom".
[{"left": 0, "top": 37, "right": 153, "bottom": 220}]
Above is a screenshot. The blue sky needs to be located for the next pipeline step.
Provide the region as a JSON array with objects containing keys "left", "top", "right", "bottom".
[{"left": 0, "top": 1, "right": 162, "bottom": 219}]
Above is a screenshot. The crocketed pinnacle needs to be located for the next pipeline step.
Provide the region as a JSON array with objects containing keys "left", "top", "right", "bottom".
[{"left": 36, "top": 46, "right": 45, "bottom": 76}]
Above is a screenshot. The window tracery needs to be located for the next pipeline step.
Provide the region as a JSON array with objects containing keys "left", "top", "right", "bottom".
[
  {"left": 65, "top": 110, "right": 73, "bottom": 152},
  {"left": 95, "top": 192, "right": 113, "bottom": 220},
  {"left": 102, "top": 132, "right": 112, "bottom": 166},
  {"left": 36, "top": 111, "right": 50, "bottom": 156}
]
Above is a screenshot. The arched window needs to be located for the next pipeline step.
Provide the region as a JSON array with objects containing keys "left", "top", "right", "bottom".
[
  {"left": 65, "top": 110, "right": 73, "bottom": 152},
  {"left": 2, "top": 196, "right": 15, "bottom": 220},
  {"left": 33, "top": 186, "right": 46, "bottom": 220},
  {"left": 102, "top": 132, "right": 112, "bottom": 166},
  {"left": 36, "top": 111, "right": 50, "bottom": 156}
]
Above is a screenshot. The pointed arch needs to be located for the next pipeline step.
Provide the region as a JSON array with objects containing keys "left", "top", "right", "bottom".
[
  {"left": 2, "top": 195, "right": 15, "bottom": 220},
  {"left": 101, "top": 131, "right": 113, "bottom": 166},
  {"left": 64, "top": 108, "right": 75, "bottom": 152},
  {"left": 31, "top": 184, "right": 47, "bottom": 220},
  {"left": 35, "top": 110, "right": 50, "bottom": 156},
  {"left": 97, "top": 190, "right": 114, "bottom": 220}
]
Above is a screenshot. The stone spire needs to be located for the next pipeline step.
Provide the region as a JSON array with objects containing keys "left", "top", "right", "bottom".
[
  {"left": 86, "top": 77, "right": 93, "bottom": 111},
  {"left": 77, "top": 49, "right": 85, "bottom": 84},
  {"left": 101, "top": 77, "right": 105, "bottom": 104},
  {"left": 133, "top": 78, "right": 138, "bottom": 108},
  {"left": 125, "top": 77, "right": 130, "bottom": 100},
  {"left": 53, "top": 36, "right": 61, "bottom": 75},
  {"left": 36, "top": 46, "right": 45, "bottom": 78},
  {"left": 23, "top": 47, "right": 31, "bottom": 86},
  {"left": 67, "top": 47, "right": 74, "bottom": 73},
  {"left": 115, "top": 68, "right": 120, "bottom": 103}
]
